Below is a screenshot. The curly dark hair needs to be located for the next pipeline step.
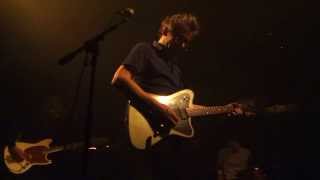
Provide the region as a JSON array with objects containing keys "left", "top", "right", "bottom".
[{"left": 159, "top": 13, "right": 200, "bottom": 38}]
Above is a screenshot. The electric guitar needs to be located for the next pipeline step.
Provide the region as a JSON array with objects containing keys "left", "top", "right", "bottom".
[
  {"left": 3, "top": 137, "right": 109, "bottom": 174},
  {"left": 128, "top": 89, "right": 298, "bottom": 150}
]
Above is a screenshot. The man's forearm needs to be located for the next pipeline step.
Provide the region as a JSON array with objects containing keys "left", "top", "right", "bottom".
[{"left": 111, "top": 65, "right": 158, "bottom": 107}]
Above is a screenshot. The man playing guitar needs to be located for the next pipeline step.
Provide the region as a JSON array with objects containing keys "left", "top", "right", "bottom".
[{"left": 111, "top": 12, "right": 245, "bottom": 180}]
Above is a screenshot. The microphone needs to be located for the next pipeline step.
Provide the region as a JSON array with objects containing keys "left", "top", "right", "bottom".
[{"left": 116, "top": 8, "right": 135, "bottom": 17}]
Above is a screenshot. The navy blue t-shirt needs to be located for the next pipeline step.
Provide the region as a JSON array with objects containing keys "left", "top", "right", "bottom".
[{"left": 122, "top": 42, "right": 184, "bottom": 95}]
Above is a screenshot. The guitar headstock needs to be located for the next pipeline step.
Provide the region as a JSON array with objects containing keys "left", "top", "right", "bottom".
[
  {"left": 238, "top": 103, "right": 299, "bottom": 117},
  {"left": 263, "top": 104, "right": 299, "bottom": 113}
]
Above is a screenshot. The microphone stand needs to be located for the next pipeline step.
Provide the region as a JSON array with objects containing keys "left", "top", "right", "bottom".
[{"left": 58, "top": 17, "right": 129, "bottom": 176}]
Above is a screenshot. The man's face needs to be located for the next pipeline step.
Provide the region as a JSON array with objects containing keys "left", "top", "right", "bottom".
[{"left": 169, "top": 32, "right": 194, "bottom": 51}]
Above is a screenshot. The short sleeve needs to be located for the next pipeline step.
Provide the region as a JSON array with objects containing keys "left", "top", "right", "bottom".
[{"left": 122, "top": 43, "right": 150, "bottom": 74}]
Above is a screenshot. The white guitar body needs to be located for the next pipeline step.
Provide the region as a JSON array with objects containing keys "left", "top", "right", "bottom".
[
  {"left": 128, "top": 89, "right": 195, "bottom": 150},
  {"left": 3, "top": 139, "right": 53, "bottom": 174}
]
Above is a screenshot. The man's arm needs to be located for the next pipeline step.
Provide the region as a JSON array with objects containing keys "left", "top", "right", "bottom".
[
  {"left": 111, "top": 65, "right": 154, "bottom": 104},
  {"left": 111, "top": 65, "right": 180, "bottom": 123}
]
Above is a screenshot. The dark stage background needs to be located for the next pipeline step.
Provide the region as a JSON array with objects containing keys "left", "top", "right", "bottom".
[{"left": 1, "top": 0, "right": 318, "bottom": 179}]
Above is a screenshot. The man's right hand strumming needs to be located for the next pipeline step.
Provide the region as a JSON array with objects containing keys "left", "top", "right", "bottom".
[{"left": 155, "top": 102, "right": 181, "bottom": 124}]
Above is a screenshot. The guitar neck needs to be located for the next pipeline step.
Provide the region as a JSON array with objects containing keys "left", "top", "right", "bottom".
[
  {"left": 46, "top": 138, "right": 110, "bottom": 154},
  {"left": 47, "top": 142, "right": 85, "bottom": 154},
  {"left": 47, "top": 146, "right": 64, "bottom": 154},
  {"left": 186, "top": 105, "right": 233, "bottom": 117},
  {"left": 47, "top": 143, "right": 84, "bottom": 154}
]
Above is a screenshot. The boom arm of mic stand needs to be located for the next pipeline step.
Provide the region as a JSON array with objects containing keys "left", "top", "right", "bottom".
[{"left": 58, "top": 18, "right": 128, "bottom": 65}]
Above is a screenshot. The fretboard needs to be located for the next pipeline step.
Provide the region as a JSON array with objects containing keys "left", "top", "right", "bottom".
[
  {"left": 186, "top": 105, "right": 233, "bottom": 117},
  {"left": 46, "top": 138, "right": 109, "bottom": 154}
]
